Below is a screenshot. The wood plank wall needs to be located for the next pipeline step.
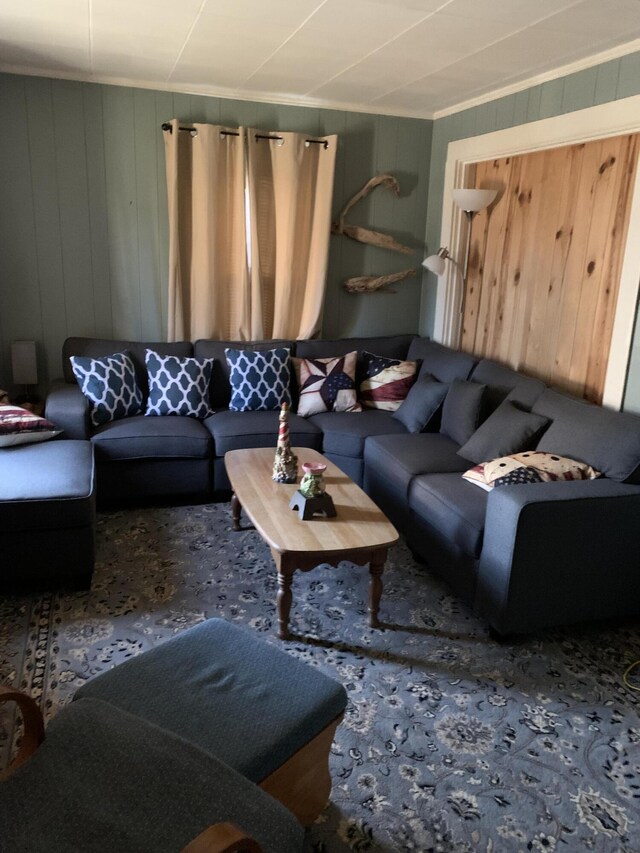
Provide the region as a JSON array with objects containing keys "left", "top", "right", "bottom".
[
  {"left": 0, "top": 73, "right": 431, "bottom": 394},
  {"left": 461, "top": 133, "right": 639, "bottom": 403}
]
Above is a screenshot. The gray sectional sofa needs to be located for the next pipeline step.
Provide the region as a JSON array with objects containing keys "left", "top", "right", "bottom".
[{"left": 44, "top": 333, "right": 640, "bottom": 636}]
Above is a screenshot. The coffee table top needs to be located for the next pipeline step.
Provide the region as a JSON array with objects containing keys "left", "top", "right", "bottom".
[{"left": 225, "top": 448, "right": 398, "bottom": 557}]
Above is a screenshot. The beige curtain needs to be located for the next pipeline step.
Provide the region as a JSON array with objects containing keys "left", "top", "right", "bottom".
[
  {"left": 164, "top": 120, "right": 249, "bottom": 341},
  {"left": 246, "top": 130, "right": 337, "bottom": 340},
  {"left": 164, "top": 121, "right": 337, "bottom": 341}
]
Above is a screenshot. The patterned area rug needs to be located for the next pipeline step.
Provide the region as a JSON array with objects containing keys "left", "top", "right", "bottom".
[{"left": 1, "top": 503, "right": 640, "bottom": 852}]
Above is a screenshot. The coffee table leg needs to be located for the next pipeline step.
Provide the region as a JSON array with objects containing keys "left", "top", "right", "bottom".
[
  {"left": 275, "top": 553, "right": 294, "bottom": 640},
  {"left": 369, "top": 548, "right": 386, "bottom": 628},
  {"left": 231, "top": 493, "right": 242, "bottom": 531}
]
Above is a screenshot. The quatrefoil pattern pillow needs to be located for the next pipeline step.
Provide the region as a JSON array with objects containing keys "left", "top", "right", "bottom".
[
  {"left": 145, "top": 350, "right": 213, "bottom": 418},
  {"left": 225, "top": 347, "right": 291, "bottom": 412},
  {"left": 70, "top": 351, "right": 144, "bottom": 427}
]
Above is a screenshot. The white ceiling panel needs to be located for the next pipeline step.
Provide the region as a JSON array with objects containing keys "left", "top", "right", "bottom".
[
  {"left": 91, "top": 0, "right": 204, "bottom": 79},
  {"left": 0, "top": 0, "right": 90, "bottom": 73},
  {"left": 0, "top": 0, "right": 638, "bottom": 118}
]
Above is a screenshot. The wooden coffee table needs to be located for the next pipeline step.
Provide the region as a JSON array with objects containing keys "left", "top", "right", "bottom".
[{"left": 225, "top": 448, "right": 399, "bottom": 639}]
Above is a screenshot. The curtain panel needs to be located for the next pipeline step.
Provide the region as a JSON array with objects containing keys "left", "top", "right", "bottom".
[{"left": 164, "top": 121, "right": 337, "bottom": 342}]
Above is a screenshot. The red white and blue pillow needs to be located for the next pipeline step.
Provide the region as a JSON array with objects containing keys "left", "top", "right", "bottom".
[
  {"left": 359, "top": 351, "right": 418, "bottom": 411},
  {"left": 293, "top": 351, "right": 361, "bottom": 417},
  {"left": 0, "top": 404, "right": 62, "bottom": 447},
  {"left": 145, "top": 350, "right": 213, "bottom": 418},
  {"left": 70, "top": 351, "right": 143, "bottom": 427}
]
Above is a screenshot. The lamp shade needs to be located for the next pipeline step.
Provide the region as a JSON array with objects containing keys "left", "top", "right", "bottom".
[
  {"left": 452, "top": 188, "right": 497, "bottom": 213},
  {"left": 11, "top": 340, "right": 38, "bottom": 385},
  {"left": 422, "top": 253, "right": 446, "bottom": 276}
]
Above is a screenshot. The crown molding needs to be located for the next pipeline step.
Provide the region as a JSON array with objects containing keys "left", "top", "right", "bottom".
[
  {"left": 2, "top": 36, "right": 639, "bottom": 125},
  {"left": 432, "top": 38, "right": 640, "bottom": 120}
]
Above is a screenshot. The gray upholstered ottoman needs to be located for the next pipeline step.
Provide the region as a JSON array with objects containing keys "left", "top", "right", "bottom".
[
  {"left": 75, "top": 618, "right": 348, "bottom": 825},
  {"left": 0, "top": 440, "right": 95, "bottom": 591}
]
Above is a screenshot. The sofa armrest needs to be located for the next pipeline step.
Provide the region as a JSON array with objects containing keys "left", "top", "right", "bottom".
[
  {"left": 182, "top": 822, "right": 262, "bottom": 853},
  {"left": 0, "top": 686, "right": 45, "bottom": 780},
  {"left": 476, "top": 479, "right": 640, "bottom": 635},
  {"left": 45, "top": 379, "right": 90, "bottom": 440}
]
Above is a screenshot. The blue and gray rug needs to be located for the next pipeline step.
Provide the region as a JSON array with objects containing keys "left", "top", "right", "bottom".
[{"left": 1, "top": 502, "right": 640, "bottom": 852}]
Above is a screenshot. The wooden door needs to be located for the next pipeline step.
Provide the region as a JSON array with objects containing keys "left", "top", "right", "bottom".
[{"left": 462, "top": 133, "right": 640, "bottom": 403}]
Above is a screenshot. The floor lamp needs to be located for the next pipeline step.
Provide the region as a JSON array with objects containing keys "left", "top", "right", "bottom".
[{"left": 422, "top": 188, "right": 497, "bottom": 344}]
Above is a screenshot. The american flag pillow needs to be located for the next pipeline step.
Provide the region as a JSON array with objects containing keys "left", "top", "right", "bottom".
[
  {"left": 359, "top": 351, "right": 418, "bottom": 411},
  {"left": 0, "top": 404, "right": 61, "bottom": 447}
]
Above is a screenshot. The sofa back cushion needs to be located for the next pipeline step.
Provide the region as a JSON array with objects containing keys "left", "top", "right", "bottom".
[
  {"left": 194, "top": 339, "right": 295, "bottom": 409},
  {"left": 440, "top": 380, "right": 487, "bottom": 446},
  {"left": 469, "top": 358, "right": 545, "bottom": 413},
  {"left": 533, "top": 388, "right": 640, "bottom": 482},
  {"left": 406, "top": 338, "right": 476, "bottom": 383},
  {"left": 295, "top": 334, "right": 415, "bottom": 363},
  {"left": 63, "top": 338, "right": 193, "bottom": 397}
]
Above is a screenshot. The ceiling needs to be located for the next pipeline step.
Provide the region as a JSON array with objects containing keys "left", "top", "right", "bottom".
[{"left": 1, "top": 0, "right": 640, "bottom": 119}]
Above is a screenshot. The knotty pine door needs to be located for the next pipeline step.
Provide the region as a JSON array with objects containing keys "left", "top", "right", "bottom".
[{"left": 462, "top": 133, "right": 640, "bottom": 403}]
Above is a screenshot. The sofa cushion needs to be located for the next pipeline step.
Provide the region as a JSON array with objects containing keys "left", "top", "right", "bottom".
[
  {"left": 406, "top": 338, "right": 477, "bottom": 383},
  {"left": 365, "top": 433, "right": 471, "bottom": 500},
  {"left": 392, "top": 374, "right": 449, "bottom": 433},
  {"left": 293, "top": 351, "right": 360, "bottom": 416},
  {"left": 310, "top": 410, "right": 406, "bottom": 458},
  {"left": 0, "top": 697, "right": 303, "bottom": 853},
  {"left": 205, "top": 410, "right": 322, "bottom": 456},
  {"left": 145, "top": 350, "right": 213, "bottom": 419},
  {"left": 458, "top": 400, "right": 550, "bottom": 464},
  {"left": 295, "top": 334, "right": 414, "bottom": 363},
  {"left": 63, "top": 337, "right": 193, "bottom": 396},
  {"left": 408, "top": 473, "right": 488, "bottom": 558},
  {"left": 440, "top": 380, "right": 487, "bottom": 446},
  {"left": 91, "top": 415, "right": 211, "bottom": 461},
  {"left": 469, "top": 358, "right": 546, "bottom": 412},
  {"left": 0, "top": 440, "right": 95, "bottom": 532},
  {"left": 194, "top": 339, "right": 296, "bottom": 409},
  {"left": 75, "top": 619, "right": 348, "bottom": 785},
  {"left": 533, "top": 388, "right": 640, "bottom": 483},
  {"left": 0, "top": 404, "right": 61, "bottom": 447},
  {"left": 70, "top": 351, "right": 144, "bottom": 427},
  {"left": 359, "top": 351, "right": 418, "bottom": 411}
]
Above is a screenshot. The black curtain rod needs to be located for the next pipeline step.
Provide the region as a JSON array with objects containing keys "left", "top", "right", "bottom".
[{"left": 161, "top": 122, "right": 329, "bottom": 148}]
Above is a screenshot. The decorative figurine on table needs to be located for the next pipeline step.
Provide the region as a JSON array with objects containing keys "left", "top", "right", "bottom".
[
  {"left": 272, "top": 402, "right": 298, "bottom": 484},
  {"left": 289, "top": 461, "right": 337, "bottom": 520}
]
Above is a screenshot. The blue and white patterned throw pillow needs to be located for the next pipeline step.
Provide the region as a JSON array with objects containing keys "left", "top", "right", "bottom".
[
  {"left": 225, "top": 347, "right": 291, "bottom": 412},
  {"left": 70, "top": 351, "right": 144, "bottom": 427},
  {"left": 145, "top": 350, "right": 213, "bottom": 418}
]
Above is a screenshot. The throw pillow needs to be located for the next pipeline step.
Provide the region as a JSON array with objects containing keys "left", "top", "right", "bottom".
[
  {"left": 70, "top": 351, "right": 144, "bottom": 427},
  {"left": 0, "top": 404, "right": 62, "bottom": 447},
  {"left": 440, "top": 380, "right": 487, "bottom": 446},
  {"left": 293, "top": 351, "right": 361, "bottom": 417},
  {"left": 145, "top": 350, "right": 213, "bottom": 418},
  {"left": 225, "top": 347, "right": 292, "bottom": 412},
  {"left": 458, "top": 400, "right": 550, "bottom": 464},
  {"left": 392, "top": 373, "right": 449, "bottom": 433},
  {"left": 359, "top": 351, "right": 418, "bottom": 411},
  {"left": 463, "top": 451, "right": 601, "bottom": 491}
]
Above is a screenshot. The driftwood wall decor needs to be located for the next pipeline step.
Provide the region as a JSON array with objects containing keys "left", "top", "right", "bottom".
[{"left": 332, "top": 173, "right": 417, "bottom": 293}]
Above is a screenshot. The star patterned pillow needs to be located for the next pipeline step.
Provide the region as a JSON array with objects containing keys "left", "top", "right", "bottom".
[
  {"left": 293, "top": 351, "right": 361, "bottom": 417},
  {"left": 359, "top": 351, "right": 418, "bottom": 412}
]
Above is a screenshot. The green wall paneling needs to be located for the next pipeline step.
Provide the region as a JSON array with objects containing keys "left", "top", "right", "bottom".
[{"left": 0, "top": 72, "right": 432, "bottom": 390}]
